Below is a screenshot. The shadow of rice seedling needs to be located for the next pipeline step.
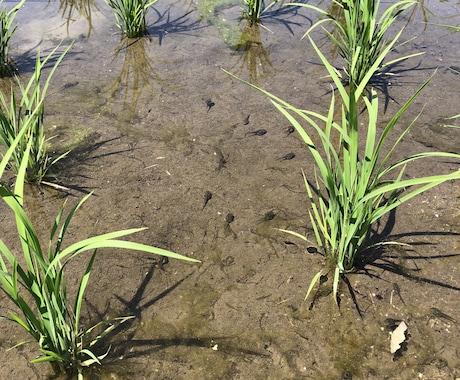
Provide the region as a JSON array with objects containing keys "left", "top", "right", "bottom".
[{"left": 147, "top": 7, "right": 205, "bottom": 45}]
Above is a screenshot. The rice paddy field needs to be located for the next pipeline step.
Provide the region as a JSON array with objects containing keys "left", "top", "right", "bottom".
[{"left": 0, "top": 0, "right": 459, "bottom": 378}]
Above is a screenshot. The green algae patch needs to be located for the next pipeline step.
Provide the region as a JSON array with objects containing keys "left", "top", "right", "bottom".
[{"left": 197, "top": 0, "right": 243, "bottom": 47}]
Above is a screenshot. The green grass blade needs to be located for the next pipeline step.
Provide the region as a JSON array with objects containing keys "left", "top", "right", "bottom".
[{"left": 305, "top": 271, "right": 323, "bottom": 300}]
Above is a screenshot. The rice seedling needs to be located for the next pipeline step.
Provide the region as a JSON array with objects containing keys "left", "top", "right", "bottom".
[
  {"left": 0, "top": 124, "right": 200, "bottom": 378},
  {"left": 290, "top": 0, "right": 424, "bottom": 86},
  {"left": 223, "top": 36, "right": 460, "bottom": 305},
  {"left": 0, "top": 45, "right": 71, "bottom": 184},
  {"left": 241, "top": 0, "right": 280, "bottom": 25},
  {"left": 105, "top": 0, "right": 158, "bottom": 38},
  {"left": 0, "top": 0, "right": 25, "bottom": 76}
]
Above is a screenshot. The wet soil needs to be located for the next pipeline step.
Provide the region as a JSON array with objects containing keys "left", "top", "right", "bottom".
[{"left": 0, "top": 0, "right": 459, "bottom": 379}]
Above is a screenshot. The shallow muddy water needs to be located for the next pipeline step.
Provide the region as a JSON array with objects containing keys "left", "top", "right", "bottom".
[{"left": 0, "top": 0, "right": 459, "bottom": 379}]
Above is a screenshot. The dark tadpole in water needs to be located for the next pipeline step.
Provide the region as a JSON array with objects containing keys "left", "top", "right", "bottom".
[
  {"left": 243, "top": 115, "right": 250, "bottom": 125},
  {"left": 262, "top": 210, "right": 275, "bottom": 221},
  {"left": 215, "top": 148, "right": 228, "bottom": 172},
  {"left": 245, "top": 129, "right": 267, "bottom": 137},
  {"left": 286, "top": 126, "right": 295, "bottom": 136},
  {"left": 306, "top": 246, "right": 318, "bottom": 254},
  {"left": 62, "top": 81, "right": 79, "bottom": 90},
  {"left": 391, "top": 283, "right": 406, "bottom": 305},
  {"left": 155, "top": 256, "right": 169, "bottom": 270},
  {"left": 224, "top": 213, "right": 236, "bottom": 239},
  {"left": 430, "top": 307, "right": 457, "bottom": 324},
  {"left": 225, "top": 213, "right": 235, "bottom": 224},
  {"left": 279, "top": 153, "right": 295, "bottom": 161},
  {"left": 206, "top": 99, "right": 215, "bottom": 112},
  {"left": 203, "top": 191, "right": 212, "bottom": 209}
]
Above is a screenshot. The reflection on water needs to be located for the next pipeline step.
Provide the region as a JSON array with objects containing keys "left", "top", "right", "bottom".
[
  {"left": 229, "top": 22, "right": 275, "bottom": 85},
  {"left": 106, "top": 37, "right": 179, "bottom": 117},
  {"left": 54, "top": 0, "right": 101, "bottom": 37}
]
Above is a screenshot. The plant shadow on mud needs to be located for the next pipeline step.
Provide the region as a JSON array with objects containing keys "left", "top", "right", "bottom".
[
  {"left": 260, "top": 1, "right": 312, "bottom": 35},
  {"left": 11, "top": 41, "right": 80, "bottom": 76},
  {"left": 48, "top": 136, "right": 136, "bottom": 195},
  {"left": 307, "top": 206, "right": 460, "bottom": 317},
  {"left": 70, "top": 260, "right": 267, "bottom": 379},
  {"left": 305, "top": 57, "right": 437, "bottom": 114},
  {"left": 147, "top": 7, "right": 206, "bottom": 45},
  {"left": 367, "top": 59, "right": 438, "bottom": 112}
]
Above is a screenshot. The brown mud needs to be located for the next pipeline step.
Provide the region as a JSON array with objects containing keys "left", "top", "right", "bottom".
[{"left": 0, "top": 0, "right": 459, "bottom": 379}]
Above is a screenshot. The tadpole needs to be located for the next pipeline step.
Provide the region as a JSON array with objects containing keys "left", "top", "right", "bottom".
[
  {"left": 279, "top": 153, "right": 295, "bottom": 161},
  {"left": 206, "top": 99, "right": 215, "bottom": 112},
  {"left": 286, "top": 126, "right": 295, "bottom": 135},
  {"left": 225, "top": 213, "right": 235, "bottom": 224},
  {"left": 203, "top": 191, "right": 212, "bottom": 209},
  {"left": 430, "top": 307, "right": 457, "bottom": 324},
  {"left": 215, "top": 148, "right": 228, "bottom": 172},
  {"left": 243, "top": 115, "right": 250, "bottom": 125},
  {"left": 155, "top": 256, "right": 169, "bottom": 270},
  {"left": 262, "top": 210, "right": 275, "bottom": 221},
  {"left": 224, "top": 213, "right": 236, "bottom": 239},
  {"left": 245, "top": 129, "right": 267, "bottom": 137},
  {"left": 391, "top": 283, "right": 406, "bottom": 305}
]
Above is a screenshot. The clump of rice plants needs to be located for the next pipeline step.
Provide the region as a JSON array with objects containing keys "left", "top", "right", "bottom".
[
  {"left": 0, "top": 45, "right": 71, "bottom": 184},
  {"left": 0, "top": 123, "right": 200, "bottom": 378},
  {"left": 241, "top": 0, "right": 280, "bottom": 26},
  {"left": 105, "top": 0, "right": 158, "bottom": 38},
  {"left": 223, "top": 40, "right": 460, "bottom": 305},
  {"left": 291, "top": 0, "right": 424, "bottom": 86},
  {"left": 0, "top": 0, "right": 25, "bottom": 76}
]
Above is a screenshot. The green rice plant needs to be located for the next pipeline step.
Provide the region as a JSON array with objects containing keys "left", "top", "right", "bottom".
[
  {"left": 444, "top": 113, "right": 459, "bottom": 129},
  {"left": 105, "top": 0, "right": 158, "bottom": 38},
  {"left": 241, "top": 0, "right": 280, "bottom": 26},
  {"left": 0, "top": 0, "right": 25, "bottom": 76},
  {"left": 290, "top": 0, "right": 423, "bottom": 86},
  {"left": 0, "top": 45, "right": 71, "bottom": 184},
  {"left": 0, "top": 123, "right": 200, "bottom": 377},
  {"left": 223, "top": 36, "right": 460, "bottom": 305}
]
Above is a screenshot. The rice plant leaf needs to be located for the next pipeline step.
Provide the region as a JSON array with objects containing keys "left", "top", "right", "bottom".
[
  {"left": 86, "top": 316, "right": 135, "bottom": 348},
  {"left": 305, "top": 270, "right": 323, "bottom": 300},
  {"left": 276, "top": 228, "right": 308, "bottom": 242},
  {"left": 332, "top": 266, "right": 340, "bottom": 305},
  {"left": 31, "top": 349, "right": 65, "bottom": 363},
  {"left": 74, "top": 250, "right": 97, "bottom": 335},
  {"left": 306, "top": 37, "right": 349, "bottom": 104},
  {"left": 79, "top": 347, "right": 109, "bottom": 367}
]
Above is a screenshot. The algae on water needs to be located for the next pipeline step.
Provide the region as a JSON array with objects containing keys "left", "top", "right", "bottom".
[{"left": 197, "top": 0, "right": 243, "bottom": 47}]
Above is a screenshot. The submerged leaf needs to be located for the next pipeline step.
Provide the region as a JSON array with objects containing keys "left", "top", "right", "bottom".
[{"left": 390, "top": 321, "right": 407, "bottom": 353}]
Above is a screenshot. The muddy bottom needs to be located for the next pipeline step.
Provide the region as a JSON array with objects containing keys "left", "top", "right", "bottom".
[{"left": 0, "top": 0, "right": 459, "bottom": 379}]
